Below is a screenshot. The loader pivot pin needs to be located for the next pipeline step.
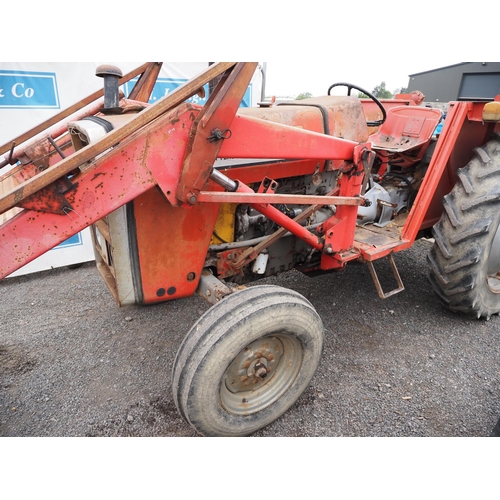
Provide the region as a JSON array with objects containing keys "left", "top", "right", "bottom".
[{"left": 96, "top": 64, "right": 123, "bottom": 114}]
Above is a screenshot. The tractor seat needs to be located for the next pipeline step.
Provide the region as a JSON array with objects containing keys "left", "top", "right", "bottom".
[{"left": 369, "top": 105, "right": 443, "bottom": 157}]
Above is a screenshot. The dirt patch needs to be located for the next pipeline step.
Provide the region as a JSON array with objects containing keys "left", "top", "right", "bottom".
[{"left": 0, "top": 345, "right": 36, "bottom": 375}]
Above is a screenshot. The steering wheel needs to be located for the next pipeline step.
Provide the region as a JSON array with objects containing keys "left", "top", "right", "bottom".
[{"left": 327, "top": 82, "right": 387, "bottom": 127}]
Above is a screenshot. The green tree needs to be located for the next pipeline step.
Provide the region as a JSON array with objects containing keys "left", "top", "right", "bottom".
[
  {"left": 357, "top": 84, "right": 408, "bottom": 99},
  {"left": 296, "top": 92, "right": 313, "bottom": 100},
  {"left": 393, "top": 87, "right": 408, "bottom": 95},
  {"left": 372, "top": 81, "right": 393, "bottom": 99}
]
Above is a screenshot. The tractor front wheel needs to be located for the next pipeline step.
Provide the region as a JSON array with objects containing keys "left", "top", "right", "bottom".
[
  {"left": 172, "top": 285, "right": 324, "bottom": 436},
  {"left": 428, "top": 133, "right": 500, "bottom": 319}
]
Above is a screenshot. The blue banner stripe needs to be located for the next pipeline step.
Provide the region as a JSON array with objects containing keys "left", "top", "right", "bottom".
[{"left": 0, "top": 70, "right": 59, "bottom": 109}]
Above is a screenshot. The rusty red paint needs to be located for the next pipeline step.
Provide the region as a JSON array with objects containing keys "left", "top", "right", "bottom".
[
  {"left": 141, "top": 103, "right": 197, "bottom": 207},
  {"left": 130, "top": 187, "right": 220, "bottom": 303},
  {"left": 175, "top": 64, "right": 258, "bottom": 205},
  {"left": 0, "top": 106, "right": 195, "bottom": 279}
]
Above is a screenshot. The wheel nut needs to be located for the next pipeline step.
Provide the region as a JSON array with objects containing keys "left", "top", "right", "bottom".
[{"left": 254, "top": 362, "right": 268, "bottom": 379}]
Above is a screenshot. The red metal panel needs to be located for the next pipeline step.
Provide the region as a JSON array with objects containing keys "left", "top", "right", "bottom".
[
  {"left": 218, "top": 113, "right": 358, "bottom": 161},
  {"left": 321, "top": 155, "right": 366, "bottom": 269},
  {"left": 139, "top": 104, "right": 196, "bottom": 207},
  {"left": 131, "top": 187, "right": 220, "bottom": 303},
  {"left": 238, "top": 96, "right": 369, "bottom": 142}
]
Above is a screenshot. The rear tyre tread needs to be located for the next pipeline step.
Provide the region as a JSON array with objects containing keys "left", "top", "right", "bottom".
[
  {"left": 442, "top": 195, "right": 461, "bottom": 227},
  {"left": 427, "top": 134, "right": 500, "bottom": 318},
  {"left": 457, "top": 169, "right": 474, "bottom": 194}
]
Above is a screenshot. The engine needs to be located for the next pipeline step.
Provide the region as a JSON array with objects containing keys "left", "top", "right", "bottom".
[{"left": 206, "top": 169, "right": 339, "bottom": 282}]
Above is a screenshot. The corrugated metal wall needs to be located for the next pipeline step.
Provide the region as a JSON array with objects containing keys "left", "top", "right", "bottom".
[{"left": 407, "top": 62, "right": 500, "bottom": 103}]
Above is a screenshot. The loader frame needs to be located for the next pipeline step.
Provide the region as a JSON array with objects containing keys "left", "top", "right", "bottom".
[{"left": 1, "top": 62, "right": 498, "bottom": 294}]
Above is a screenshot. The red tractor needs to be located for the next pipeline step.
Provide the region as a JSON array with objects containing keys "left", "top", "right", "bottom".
[{"left": 1, "top": 62, "right": 499, "bottom": 436}]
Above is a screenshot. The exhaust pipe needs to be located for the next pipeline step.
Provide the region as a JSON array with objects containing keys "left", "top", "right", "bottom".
[{"left": 95, "top": 64, "right": 123, "bottom": 114}]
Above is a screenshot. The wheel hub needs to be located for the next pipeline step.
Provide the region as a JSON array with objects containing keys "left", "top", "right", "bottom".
[
  {"left": 220, "top": 333, "right": 303, "bottom": 416},
  {"left": 253, "top": 361, "right": 268, "bottom": 379},
  {"left": 225, "top": 337, "right": 282, "bottom": 393}
]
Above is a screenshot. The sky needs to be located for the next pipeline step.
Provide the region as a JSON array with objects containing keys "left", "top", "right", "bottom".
[
  {"left": 262, "top": 59, "right": 460, "bottom": 99},
  {"left": 4, "top": 1, "right": 493, "bottom": 103}
]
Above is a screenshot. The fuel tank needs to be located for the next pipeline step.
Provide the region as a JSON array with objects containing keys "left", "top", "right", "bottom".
[{"left": 238, "top": 96, "right": 370, "bottom": 143}]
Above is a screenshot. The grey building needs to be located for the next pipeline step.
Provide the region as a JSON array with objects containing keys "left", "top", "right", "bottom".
[{"left": 407, "top": 62, "right": 500, "bottom": 104}]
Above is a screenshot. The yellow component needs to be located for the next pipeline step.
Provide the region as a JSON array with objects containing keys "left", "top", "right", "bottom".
[
  {"left": 483, "top": 101, "right": 500, "bottom": 122},
  {"left": 211, "top": 203, "right": 238, "bottom": 244}
]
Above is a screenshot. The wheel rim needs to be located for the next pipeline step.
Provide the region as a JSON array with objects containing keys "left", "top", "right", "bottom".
[
  {"left": 487, "top": 223, "right": 500, "bottom": 293},
  {"left": 220, "top": 333, "right": 303, "bottom": 416}
]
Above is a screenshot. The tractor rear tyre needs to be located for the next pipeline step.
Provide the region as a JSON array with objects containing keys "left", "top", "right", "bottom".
[
  {"left": 172, "top": 285, "right": 324, "bottom": 436},
  {"left": 491, "top": 416, "right": 500, "bottom": 436},
  {"left": 427, "top": 133, "right": 500, "bottom": 319}
]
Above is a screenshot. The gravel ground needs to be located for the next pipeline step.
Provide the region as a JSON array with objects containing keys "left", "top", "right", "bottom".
[{"left": 1, "top": 238, "right": 500, "bottom": 437}]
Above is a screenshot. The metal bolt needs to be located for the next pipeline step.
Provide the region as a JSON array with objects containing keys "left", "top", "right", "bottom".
[
  {"left": 254, "top": 362, "right": 268, "bottom": 379},
  {"left": 189, "top": 195, "right": 197, "bottom": 204}
]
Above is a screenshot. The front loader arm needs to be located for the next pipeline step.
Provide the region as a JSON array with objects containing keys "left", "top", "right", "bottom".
[
  {"left": 0, "top": 104, "right": 195, "bottom": 278},
  {"left": 0, "top": 61, "right": 370, "bottom": 281},
  {"left": 0, "top": 62, "right": 237, "bottom": 216},
  {"left": 175, "top": 62, "right": 258, "bottom": 206},
  {"left": 0, "top": 62, "right": 239, "bottom": 278}
]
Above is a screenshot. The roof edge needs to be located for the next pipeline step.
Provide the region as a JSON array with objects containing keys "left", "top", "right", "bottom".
[{"left": 409, "top": 62, "right": 469, "bottom": 77}]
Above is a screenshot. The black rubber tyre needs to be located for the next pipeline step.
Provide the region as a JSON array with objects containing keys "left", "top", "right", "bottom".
[
  {"left": 172, "top": 285, "right": 324, "bottom": 436},
  {"left": 491, "top": 416, "right": 500, "bottom": 436},
  {"left": 427, "top": 134, "right": 500, "bottom": 319}
]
